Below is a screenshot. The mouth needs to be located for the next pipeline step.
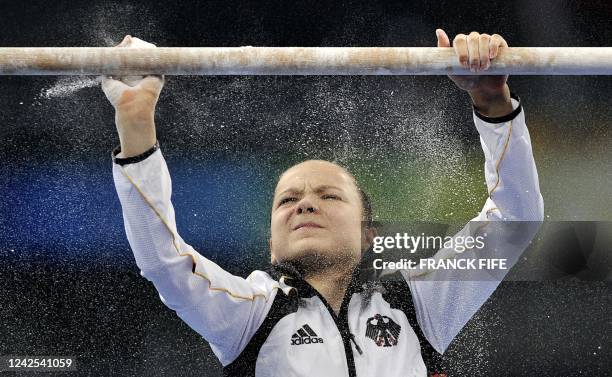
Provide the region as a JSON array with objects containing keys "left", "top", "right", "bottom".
[{"left": 293, "top": 222, "right": 324, "bottom": 231}]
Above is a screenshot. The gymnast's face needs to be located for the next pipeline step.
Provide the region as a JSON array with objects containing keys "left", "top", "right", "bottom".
[{"left": 270, "top": 160, "right": 364, "bottom": 269}]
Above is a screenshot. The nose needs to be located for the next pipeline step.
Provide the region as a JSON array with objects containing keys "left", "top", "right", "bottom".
[{"left": 296, "top": 196, "right": 318, "bottom": 215}]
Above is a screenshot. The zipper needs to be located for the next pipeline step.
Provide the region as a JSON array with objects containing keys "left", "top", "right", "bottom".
[
  {"left": 311, "top": 289, "right": 360, "bottom": 377},
  {"left": 301, "top": 273, "right": 365, "bottom": 377},
  {"left": 349, "top": 333, "right": 363, "bottom": 355},
  {"left": 275, "top": 263, "right": 364, "bottom": 376}
]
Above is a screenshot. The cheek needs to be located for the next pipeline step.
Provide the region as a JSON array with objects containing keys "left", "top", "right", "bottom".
[
  {"left": 330, "top": 207, "right": 362, "bottom": 233},
  {"left": 270, "top": 209, "right": 290, "bottom": 238}
]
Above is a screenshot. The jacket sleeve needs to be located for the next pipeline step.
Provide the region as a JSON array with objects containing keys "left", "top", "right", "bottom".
[
  {"left": 401, "top": 93, "right": 544, "bottom": 354},
  {"left": 112, "top": 145, "right": 281, "bottom": 366}
]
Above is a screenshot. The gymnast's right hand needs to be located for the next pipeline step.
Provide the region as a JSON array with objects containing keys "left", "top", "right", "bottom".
[{"left": 100, "top": 35, "right": 164, "bottom": 158}]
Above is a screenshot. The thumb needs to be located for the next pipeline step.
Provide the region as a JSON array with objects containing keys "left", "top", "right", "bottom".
[
  {"left": 139, "top": 75, "right": 165, "bottom": 93},
  {"left": 436, "top": 28, "right": 450, "bottom": 48},
  {"left": 100, "top": 75, "right": 130, "bottom": 104}
]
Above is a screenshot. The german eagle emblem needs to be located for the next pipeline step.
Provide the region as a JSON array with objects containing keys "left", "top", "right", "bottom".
[{"left": 365, "top": 314, "right": 401, "bottom": 347}]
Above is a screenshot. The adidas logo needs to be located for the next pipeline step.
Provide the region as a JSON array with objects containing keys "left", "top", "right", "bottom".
[{"left": 290, "top": 324, "right": 324, "bottom": 346}]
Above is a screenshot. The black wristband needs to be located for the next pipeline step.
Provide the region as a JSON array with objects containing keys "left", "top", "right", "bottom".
[
  {"left": 473, "top": 92, "right": 522, "bottom": 124},
  {"left": 112, "top": 140, "right": 160, "bottom": 166}
]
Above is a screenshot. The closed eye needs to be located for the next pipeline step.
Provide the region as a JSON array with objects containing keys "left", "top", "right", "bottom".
[
  {"left": 322, "top": 194, "right": 340, "bottom": 200},
  {"left": 278, "top": 197, "right": 297, "bottom": 206}
]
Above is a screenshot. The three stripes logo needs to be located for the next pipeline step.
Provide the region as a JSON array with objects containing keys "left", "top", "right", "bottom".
[{"left": 290, "top": 324, "right": 324, "bottom": 346}]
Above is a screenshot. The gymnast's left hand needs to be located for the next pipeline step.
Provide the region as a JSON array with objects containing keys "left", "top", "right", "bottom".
[
  {"left": 99, "top": 35, "right": 164, "bottom": 158},
  {"left": 99, "top": 35, "right": 165, "bottom": 115},
  {"left": 436, "top": 29, "right": 509, "bottom": 95}
]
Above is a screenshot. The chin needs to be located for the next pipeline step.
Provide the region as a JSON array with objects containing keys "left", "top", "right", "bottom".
[
  {"left": 294, "top": 237, "right": 336, "bottom": 254},
  {"left": 278, "top": 242, "right": 358, "bottom": 268}
]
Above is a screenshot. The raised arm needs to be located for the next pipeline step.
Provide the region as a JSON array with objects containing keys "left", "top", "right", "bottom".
[
  {"left": 402, "top": 30, "right": 544, "bottom": 354},
  {"left": 102, "top": 36, "right": 281, "bottom": 366}
]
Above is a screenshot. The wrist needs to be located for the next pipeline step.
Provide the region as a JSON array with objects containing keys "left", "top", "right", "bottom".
[
  {"left": 113, "top": 140, "right": 160, "bottom": 165},
  {"left": 116, "top": 107, "right": 155, "bottom": 126},
  {"left": 117, "top": 134, "right": 157, "bottom": 158},
  {"left": 469, "top": 84, "right": 513, "bottom": 118},
  {"left": 115, "top": 112, "right": 157, "bottom": 158}
]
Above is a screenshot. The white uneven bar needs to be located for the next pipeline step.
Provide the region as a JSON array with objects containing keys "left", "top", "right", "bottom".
[{"left": 0, "top": 47, "right": 611, "bottom": 75}]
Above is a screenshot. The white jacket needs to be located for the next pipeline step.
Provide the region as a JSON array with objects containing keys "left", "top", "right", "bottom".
[{"left": 112, "top": 93, "right": 543, "bottom": 377}]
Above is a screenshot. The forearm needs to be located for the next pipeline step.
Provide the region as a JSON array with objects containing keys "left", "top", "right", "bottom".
[
  {"left": 115, "top": 109, "right": 157, "bottom": 158},
  {"left": 474, "top": 95, "right": 544, "bottom": 221},
  {"left": 112, "top": 150, "right": 280, "bottom": 364},
  {"left": 405, "top": 94, "right": 543, "bottom": 354},
  {"left": 468, "top": 83, "right": 513, "bottom": 118}
]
